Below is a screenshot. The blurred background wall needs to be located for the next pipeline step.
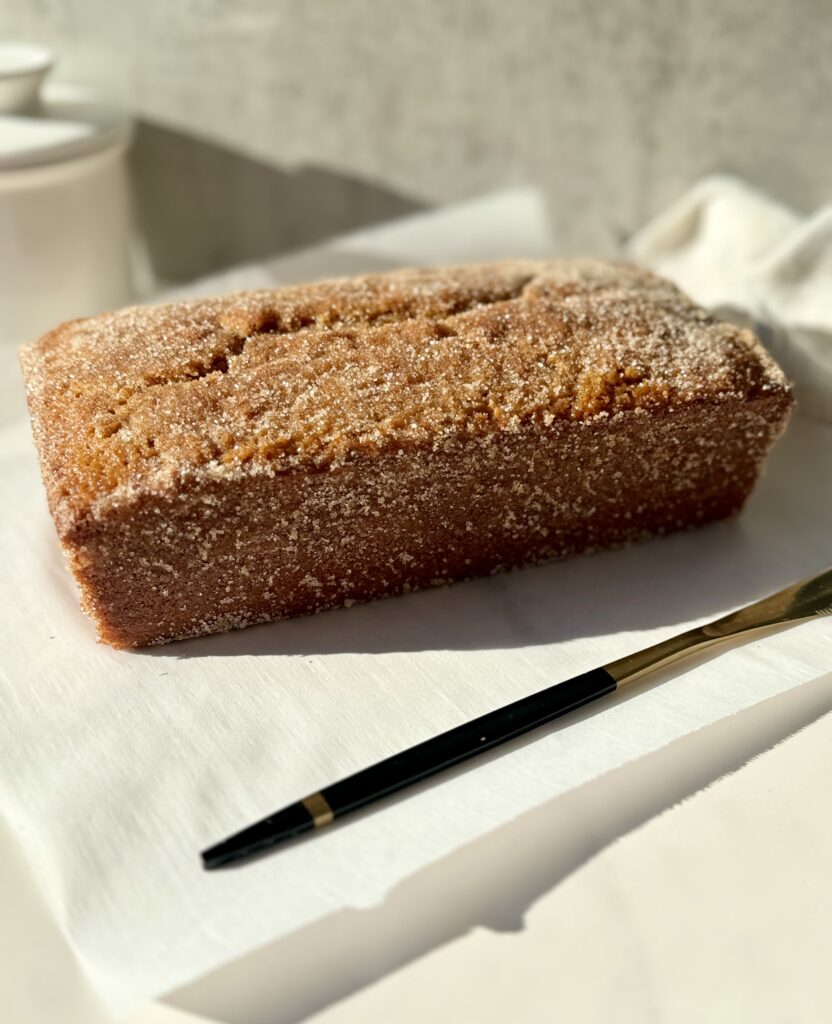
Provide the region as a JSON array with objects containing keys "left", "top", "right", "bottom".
[{"left": 2, "top": 0, "right": 830, "bottom": 283}]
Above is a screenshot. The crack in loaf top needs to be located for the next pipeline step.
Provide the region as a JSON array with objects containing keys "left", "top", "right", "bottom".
[{"left": 21, "top": 260, "right": 790, "bottom": 529}]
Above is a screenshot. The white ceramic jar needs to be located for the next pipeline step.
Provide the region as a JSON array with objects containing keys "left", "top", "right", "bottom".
[{"left": 0, "top": 44, "right": 133, "bottom": 347}]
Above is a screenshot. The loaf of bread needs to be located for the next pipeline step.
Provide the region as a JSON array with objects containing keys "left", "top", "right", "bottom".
[{"left": 21, "top": 260, "right": 793, "bottom": 648}]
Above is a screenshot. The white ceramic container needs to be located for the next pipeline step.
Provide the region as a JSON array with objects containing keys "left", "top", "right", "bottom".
[{"left": 0, "top": 44, "right": 133, "bottom": 347}]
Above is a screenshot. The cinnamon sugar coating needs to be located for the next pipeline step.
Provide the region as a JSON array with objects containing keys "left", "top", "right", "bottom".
[{"left": 20, "top": 261, "right": 793, "bottom": 647}]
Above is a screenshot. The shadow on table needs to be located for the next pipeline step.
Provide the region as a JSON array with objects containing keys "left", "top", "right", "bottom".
[
  {"left": 151, "top": 416, "right": 830, "bottom": 660},
  {"left": 167, "top": 668, "right": 832, "bottom": 1024},
  {"left": 130, "top": 119, "right": 425, "bottom": 285}
]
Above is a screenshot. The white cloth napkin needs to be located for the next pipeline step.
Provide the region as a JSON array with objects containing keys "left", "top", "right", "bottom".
[
  {"left": 629, "top": 174, "right": 832, "bottom": 421},
  {"left": 1, "top": 187, "right": 830, "bottom": 1021}
]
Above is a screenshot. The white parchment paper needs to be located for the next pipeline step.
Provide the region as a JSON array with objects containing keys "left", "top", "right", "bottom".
[{"left": 1, "top": 189, "right": 830, "bottom": 1016}]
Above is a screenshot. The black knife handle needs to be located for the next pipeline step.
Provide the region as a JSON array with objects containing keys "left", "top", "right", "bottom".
[
  {"left": 202, "top": 667, "right": 617, "bottom": 869},
  {"left": 325, "top": 666, "right": 617, "bottom": 814}
]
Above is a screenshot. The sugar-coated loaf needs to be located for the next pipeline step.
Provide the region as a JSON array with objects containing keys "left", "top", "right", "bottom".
[{"left": 21, "top": 260, "right": 793, "bottom": 648}]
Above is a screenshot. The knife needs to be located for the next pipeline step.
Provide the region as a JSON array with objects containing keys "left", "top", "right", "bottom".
[{"left": 202, "top": 566, "right": 832, "bottom": 870}]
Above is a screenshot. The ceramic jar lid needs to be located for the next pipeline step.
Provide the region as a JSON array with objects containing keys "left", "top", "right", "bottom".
[{"left": 0, "top": 42, "right": 131, "bottom": 172}]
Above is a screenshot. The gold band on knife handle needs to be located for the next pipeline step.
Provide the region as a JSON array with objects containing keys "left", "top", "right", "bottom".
[{"left": 302, "top": 791, "right": 335, "bottom": 828}]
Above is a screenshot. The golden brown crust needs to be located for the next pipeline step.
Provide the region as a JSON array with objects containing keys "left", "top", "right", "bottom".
[
  {"left": 19, "top": 260, "right": 794, "bottom": 648},
  {"left": 21, "top": 260, "right": 788, "bottom": 538}
]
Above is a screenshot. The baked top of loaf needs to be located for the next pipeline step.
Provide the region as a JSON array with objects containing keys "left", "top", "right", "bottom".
[{"left": 21, "top": 260, "right": 790, "bottom": 535}]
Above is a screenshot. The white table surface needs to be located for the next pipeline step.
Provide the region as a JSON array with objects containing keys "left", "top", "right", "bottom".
[
  {"left": 14, "top": 654, "right": 828, "bottom": 1024},
  {"left": 301, "top": 684, "right": 832, "bottom": 1024},
  {"left": 152, "top": 669, "right": 832, "bottom": 1024}
]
